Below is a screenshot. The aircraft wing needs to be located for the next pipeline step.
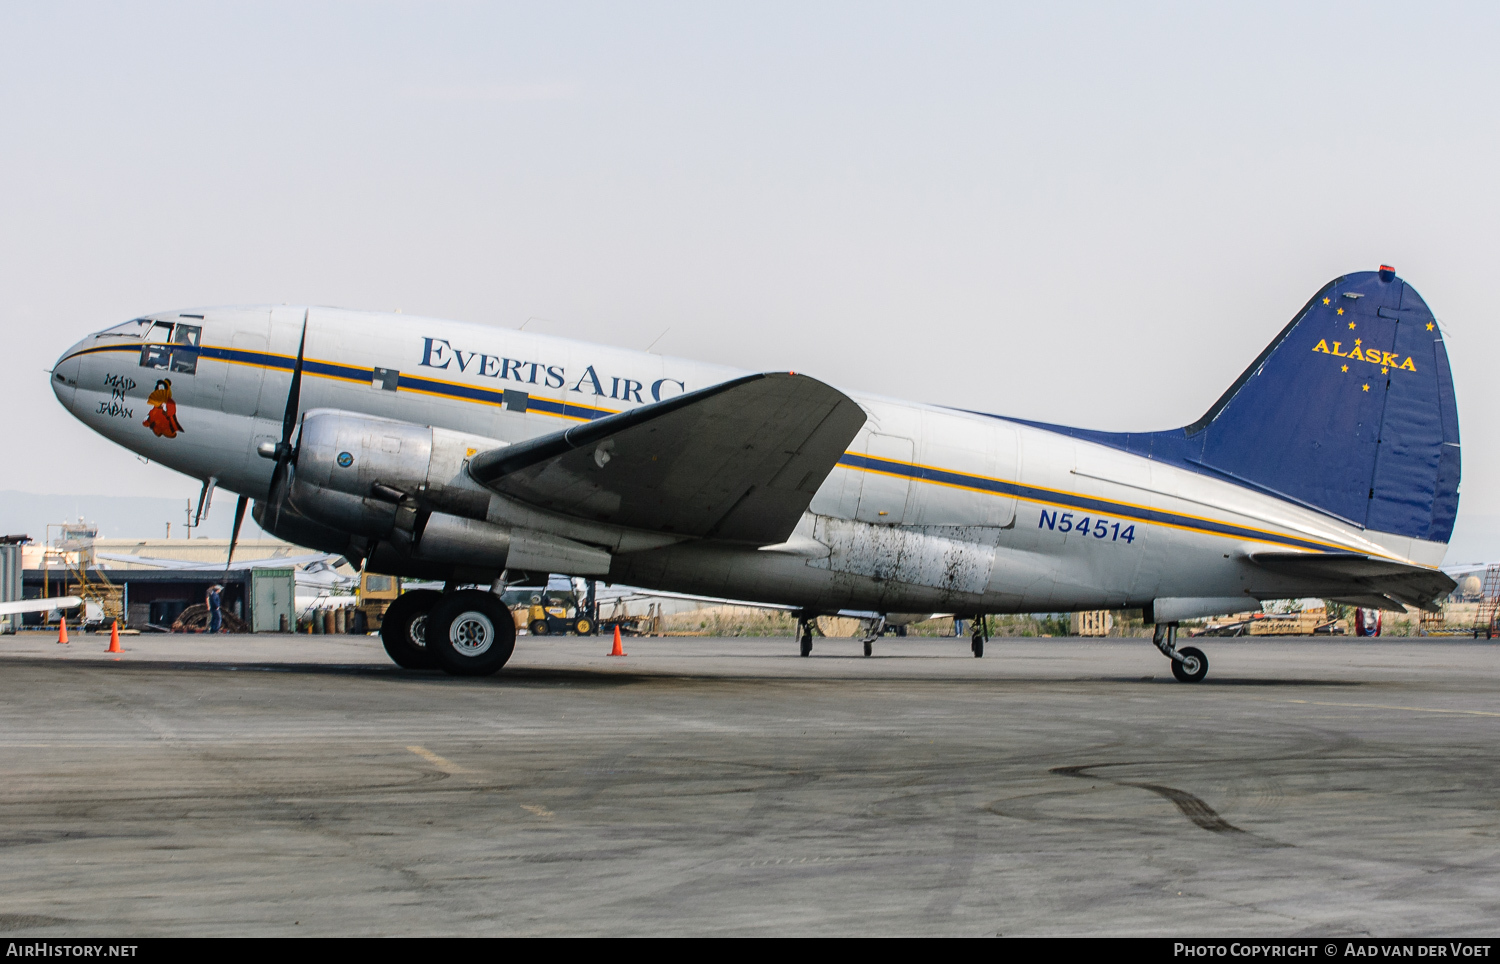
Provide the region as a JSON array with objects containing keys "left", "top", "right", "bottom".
[
  {"left": 0, "top": 596, "right": 81, "bottom": 617},
  {"left": 1248, "top": 552, "right": 1456, "bottom": 611},
  {"left": 467, "top": 372, "right": 867, "bottom": 546}
]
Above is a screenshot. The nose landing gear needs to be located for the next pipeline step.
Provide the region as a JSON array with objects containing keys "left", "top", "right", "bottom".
[
  {"left": 1153, "top": 622, "right": 1208, "bottom": 682},
  {"left": 971, "top": 614, "right": 989, "bottom": 658},
  {"left": 797, "top": 613, "right": 814, "bottom": 657}
]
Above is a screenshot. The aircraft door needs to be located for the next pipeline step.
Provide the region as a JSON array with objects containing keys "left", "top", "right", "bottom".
[
  {"left": 855, "top": 432, "right": 914, "bottom": 524},
  {"left": 908, "top": 411, "right": 1017, "bottom": 528}
]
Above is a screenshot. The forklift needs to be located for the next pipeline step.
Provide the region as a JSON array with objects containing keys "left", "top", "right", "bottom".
[{"left": 503, "top": 578, "right": 599, "bottom": 636}]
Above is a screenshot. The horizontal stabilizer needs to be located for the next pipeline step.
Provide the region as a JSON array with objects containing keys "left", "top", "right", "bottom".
[
  {"left": 467, "top": 373, "right": 867, "bottom": 545},
  {"left": 1249, "top": 551, "right": 1455, "bottom": 611}
]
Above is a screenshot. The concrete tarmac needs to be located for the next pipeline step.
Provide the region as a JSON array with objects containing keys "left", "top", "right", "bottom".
[{"left": 0, "top": 631, "right": 1497, "bottom": 936}]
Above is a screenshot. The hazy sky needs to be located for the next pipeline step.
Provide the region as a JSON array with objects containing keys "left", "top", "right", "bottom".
[{"left": 3, "top": 3, "right": 1497, "bottom": 555}]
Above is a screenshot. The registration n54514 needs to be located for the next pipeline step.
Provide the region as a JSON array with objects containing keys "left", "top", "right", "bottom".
[{"left": 1039, "top": 509, "right": 1135, "bottom": 543}]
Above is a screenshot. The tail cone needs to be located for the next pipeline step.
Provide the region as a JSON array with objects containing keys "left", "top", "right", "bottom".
[
  {"left": 107, "top": 620, "right": 122, "bottom": 654},
  {"left": 609, "top": 626, "right": 625, "bottom": 657}
]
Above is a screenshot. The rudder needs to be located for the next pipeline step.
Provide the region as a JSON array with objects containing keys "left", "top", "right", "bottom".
[
  {"left": 1008, "top": 268, "right": 1461, "bottom": 546},
  {"left": 1187, "top": 268, "right": 1459, "bottom": 543}
]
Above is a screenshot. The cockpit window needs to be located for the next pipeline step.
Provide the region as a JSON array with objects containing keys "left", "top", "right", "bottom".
[
  {"left": 98, "top": 319, "right": 152, "bottom": 338},
  {"left": 139, "top": 321, "right": 200, "bottom": 375}
]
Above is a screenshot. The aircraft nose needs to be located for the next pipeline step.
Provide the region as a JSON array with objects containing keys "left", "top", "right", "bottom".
[{"left": 51, "top": 340, "right": 86, "bottom": 410}]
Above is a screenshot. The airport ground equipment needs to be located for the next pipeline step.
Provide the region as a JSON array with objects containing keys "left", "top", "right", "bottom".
[
  {"left": 1193, "top": 608, "right": 1348, "bottom": 637},
  {"left": 355, "top": 571, "right": 401, "bottom": 632},
  {"left": 52, "top": 268, "right": 1461, "bottom": 680},
  {"left": 1475, "top": 566, "right": 1500, "bottom": 638},
  {"left": 521, "top": 594, "right": 593, "bottom": 636}
]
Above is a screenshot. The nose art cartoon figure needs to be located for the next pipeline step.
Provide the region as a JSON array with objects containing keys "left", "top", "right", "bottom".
[{"left": 142, "top": 378, "right": 184, "bottom": 438}]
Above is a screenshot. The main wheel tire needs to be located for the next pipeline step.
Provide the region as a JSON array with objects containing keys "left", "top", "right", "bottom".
[
  {"left": 972, "top": 635, "right": 984, "bottom": 658},
  {"left": 800, "top": 637, "right": 812, "bottom": 657},
  {"left": 574, "top": 617, "right": 593, "bottom": 636},
  {"left": 428, "top": 590, "right": 517, "bottom": 676},
  {"left": 1171, "top": 645, "right": 1209, "bottom": 683},
  {"left": 863, "top": 640, "right": 873, "bottom": 657},
  {"left": 379, "top": 589, "right": 442, "bottom": 669},
  {"left": 529, "top": 619, "right": 549, "bottom": 636}
]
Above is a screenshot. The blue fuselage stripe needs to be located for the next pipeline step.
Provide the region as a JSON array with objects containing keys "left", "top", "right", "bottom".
[
  {"left": 838, "top": 453, "right": 1336, "bottom": 552},
  {"left": 65, "top": 341, "right": 1350, "bottom": 554}
]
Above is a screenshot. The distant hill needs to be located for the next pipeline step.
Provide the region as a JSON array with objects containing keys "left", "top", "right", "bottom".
[{"left": 0, "top": 490, "right": 269, "bottom": 543}]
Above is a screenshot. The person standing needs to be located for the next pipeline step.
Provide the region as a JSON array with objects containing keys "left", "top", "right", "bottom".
[{"left": 207, "top": 584, "right": 223, "bottom": 634}]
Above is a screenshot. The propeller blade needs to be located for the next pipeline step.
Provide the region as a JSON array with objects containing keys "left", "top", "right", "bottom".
[
  {"left": 280, "top": 310, "right": 309, "bottom": 448},
  {"left": 267, "top": 311, "right": 309, "bottom": 534},
  {"left": 225, "top": 494, "right": 248, "bottom": 573}
]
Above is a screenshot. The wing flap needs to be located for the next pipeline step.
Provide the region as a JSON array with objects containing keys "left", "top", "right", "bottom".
[
  {"left": 1249, "top": 551, "right": 1455, "bottom": 611},
  {"left": 468, "top": 373, "right": 866, "bottom": 545}
]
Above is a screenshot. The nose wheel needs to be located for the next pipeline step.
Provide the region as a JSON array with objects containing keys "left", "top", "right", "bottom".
[
  {"left": 1153, "top": 622, "right": 1208, "bottom": 682},
  {"left": 797, "top": 614, "right": 813, "bottom": 657},
  {"left": 970, "top": 614, "right": 989, "bottom": 657}
]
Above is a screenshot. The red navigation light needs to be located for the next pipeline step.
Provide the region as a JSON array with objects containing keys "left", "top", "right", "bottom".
[{"left": 1378, "top": 265, "right": 1396, "bottom": 282}]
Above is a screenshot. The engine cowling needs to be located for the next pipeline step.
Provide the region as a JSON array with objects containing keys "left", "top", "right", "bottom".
[
  {"left": 266, "top": 409, "right": 612, "bottom": 580},
  {"left": 293, "top": 408, "right": 496, "bottom": 520}
]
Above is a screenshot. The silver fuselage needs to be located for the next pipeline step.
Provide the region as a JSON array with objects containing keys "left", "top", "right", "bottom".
[{"left": 53, "top": 306, "right": 1445, "bottom": 614}]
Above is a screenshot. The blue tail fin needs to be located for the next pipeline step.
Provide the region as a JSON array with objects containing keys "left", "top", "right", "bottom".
[{"left": 1019, "top": 269, "right": 1460, "bottom": 544}]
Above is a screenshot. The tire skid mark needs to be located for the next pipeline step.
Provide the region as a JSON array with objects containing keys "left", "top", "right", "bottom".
[{"left": 1051, "top": 763, "right": 1289, "bottom": 846}]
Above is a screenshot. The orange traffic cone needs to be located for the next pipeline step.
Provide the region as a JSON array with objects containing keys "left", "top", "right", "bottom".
[
  {"left": 57, "top": 617, "right": 68, "bottom": 645},
  {"left": 107, "top": 620, "right": 122, "bottom": 654},
  {"left": 609, "top": 625, "right": 626, "bottom": 657}
]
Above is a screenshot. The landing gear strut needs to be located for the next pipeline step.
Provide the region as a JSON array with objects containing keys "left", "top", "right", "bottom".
[
  {"left": 862, "top": 615, "right": 886, "bottom": 657},
  {"left": 1153, "top": 622, "right": 1208, "bottom": 683},
  {"left": 971, "top": 614, "right": 989, "bottom": 658}
]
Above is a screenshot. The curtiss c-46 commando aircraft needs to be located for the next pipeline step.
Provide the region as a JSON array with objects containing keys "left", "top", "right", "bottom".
[{"left": 52, "top": 266, "right": 1459, "bottom": 680}]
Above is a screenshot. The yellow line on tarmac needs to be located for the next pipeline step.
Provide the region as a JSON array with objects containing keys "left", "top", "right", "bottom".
[
  {"left": 406, "top": 745, "right": 473, "bottom": 773},
  {"left": 1280, "top": 699, "right": 1500, "bottom": 718}
]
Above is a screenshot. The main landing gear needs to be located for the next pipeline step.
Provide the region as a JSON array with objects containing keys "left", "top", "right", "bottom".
[
  {"left": 379, "top": 585, "right": 517, "bottom": 676},
  {"left": 862, "top": 615, "right": 886, "bottom": 657},
  {"left": 1153, "top": 622, "right": 1208, "bottom": 683},
  {"left": 971, "top": 614, "right": 989, "bottom": 658},
  {"left": 379, "top": 588, "right": 443, "bottom": 669},
  {"left": 797, "top": 613, "right": 814, "bottom": 657}
]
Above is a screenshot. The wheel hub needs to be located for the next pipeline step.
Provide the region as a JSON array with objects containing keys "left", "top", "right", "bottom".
[
  {"left": 450, "top": 611, "right": 495, "bottom": 657},
  {"left": 409, "top": 614, "right": 428, "bottom": 648}
]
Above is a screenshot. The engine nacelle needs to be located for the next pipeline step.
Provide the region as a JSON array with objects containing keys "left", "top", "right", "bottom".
[
  {"left": 273, "top": 409, "right": 612, "bottom": 580},
  {"left": 295, "top": 408, "right": 498, "bottom": 519}
]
